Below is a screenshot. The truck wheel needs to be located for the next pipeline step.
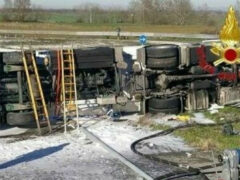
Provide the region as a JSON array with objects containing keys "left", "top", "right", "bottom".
[
  {"left": 146, "top": 45, "right": 179, "bottom": 58},
  {"left": 148, "top": 107, "right": 180, "bottom": 114},
  {"left": 7, "top": 111, "right": 36, "bottom": 127},
  {"left": 147, "top": 97, "right": 181, "bottom": 114},
  {"left": 74, "top": 47, "right": 115, "bottom": 69},
  {"left": 145, "top": 45, "right": 179, "bottom": 69},
  {"left": 148, "top": 97, "right": 180, "bottom": 109},
  {"left": 146, "top": 57, "right": 178, "bottom": 69}
]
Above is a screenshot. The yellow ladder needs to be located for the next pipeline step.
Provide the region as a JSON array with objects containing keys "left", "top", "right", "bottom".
[
  {"left": 22, "top": 50, "right": 52, "bottom": 135},
  {"left": 61, "top": 48, "right": 79, "bottom": 133}
]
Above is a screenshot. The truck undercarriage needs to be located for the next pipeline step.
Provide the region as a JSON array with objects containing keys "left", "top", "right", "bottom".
[{"left": 0, "top": 42, "right": 240, "bottom": 127}]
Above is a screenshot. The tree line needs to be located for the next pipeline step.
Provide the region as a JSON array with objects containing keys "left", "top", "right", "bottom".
[{"left": 1, "top": 0, "right": 229, "bottom": 27}]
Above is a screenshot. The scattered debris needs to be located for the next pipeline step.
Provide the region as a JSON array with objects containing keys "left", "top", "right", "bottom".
[
  {"left": 208, "top": 104, "right": 224, "bottom": 114},
  {"left": 192, "top": 113, "right": 215, "bottom": 124},
  {"left": 176, "top": 115, "right": 191, "bottom": 122}
]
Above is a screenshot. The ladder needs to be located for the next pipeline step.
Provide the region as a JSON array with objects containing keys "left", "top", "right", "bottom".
[
  {"left": 61, "top": 48, "right": 79, "bottom": 133},
  {"left": 22, "top": 49, "right": 52, "bottom": 135}
]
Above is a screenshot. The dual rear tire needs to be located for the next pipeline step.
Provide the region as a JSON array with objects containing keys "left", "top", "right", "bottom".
[{"left": 145, "top": 45, "right": 179, "bottom": 70}]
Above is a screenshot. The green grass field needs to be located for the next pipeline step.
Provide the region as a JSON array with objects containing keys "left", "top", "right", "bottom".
[
  {"left": 0, "top": 10, "right": 222, "bottom": 35},
  {"left": 140, "top": 107, "right": 240, "bottom": 151},
  {"left": 175, "top": 107, "right": 240, "bottom": 151},
  {"left": 44, "top": 12, "right": 80, "bottom": 24},
  {"left": 0, "top": 22, "right": 219, "bottom": 34}
]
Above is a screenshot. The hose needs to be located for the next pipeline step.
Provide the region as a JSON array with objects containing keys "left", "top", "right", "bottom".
[{"left": 131, "top": 120, "right": 239, "bottom": 180}]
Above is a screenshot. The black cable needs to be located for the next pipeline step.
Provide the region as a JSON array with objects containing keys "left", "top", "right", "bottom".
[
  {"left": 131, "top": 120, "right": 239, "bottom": 180},
  {"left": 157, "top": 172, "right": 202, "bottom": 180},
  {"left": 156, "top": 170, "right": 222, "bottom": 180},
  {"left": 131, "top": 125, "right": 204, "bottom": 179}
]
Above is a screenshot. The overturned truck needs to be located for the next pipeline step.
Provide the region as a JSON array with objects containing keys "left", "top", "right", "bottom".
[
  {"left": 132, "top": 43, "right": 240, "bottom": 114},
  {"left": 0, "top": 42, "right": 239, "bottom": 127}
]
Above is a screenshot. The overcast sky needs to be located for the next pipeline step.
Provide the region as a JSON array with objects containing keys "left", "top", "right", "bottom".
[{"left": 0, "top": 0, "right": 237, "bottom": 10}]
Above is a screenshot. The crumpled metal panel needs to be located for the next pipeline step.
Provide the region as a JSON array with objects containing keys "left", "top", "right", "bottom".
[
  {"left": 219, "top": 87, "right": 240, "bottom": 105},
  {"left": 186, "top": 90, "right": 209, "bottom": 111}
]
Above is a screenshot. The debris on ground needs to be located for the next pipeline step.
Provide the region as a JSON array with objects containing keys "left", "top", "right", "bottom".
[
  {"left": 192, "top": 113, "right": 215, "bottom": 124},
  {"left": 208, "top": 104, "right": 224, "bottom": 114},
  {"left": 176, "top": 115, "right": 191, "bottom": 122}
]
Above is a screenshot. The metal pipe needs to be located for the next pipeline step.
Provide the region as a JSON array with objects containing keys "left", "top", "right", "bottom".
[
  {"left": 81, "top": 127, "right": 153, "bottom": 180},
  {"left": 161, "top": 74, "right": 216, "bottom": 81}
]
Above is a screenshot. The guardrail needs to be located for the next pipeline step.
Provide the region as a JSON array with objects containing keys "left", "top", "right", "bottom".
[{"left": 0, "top": 29, "right": 218, "bottom": 40}]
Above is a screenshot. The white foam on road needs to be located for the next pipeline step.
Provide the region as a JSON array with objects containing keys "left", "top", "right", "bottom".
[
  {"left": 0, "top": 129, "right": 137, "bottom": 180},
  {"left": 0, "top": 127, "right": 28, "bottom": 137},
  {"left": 0, "top": 115, "right": 194, "bottom": 179}
]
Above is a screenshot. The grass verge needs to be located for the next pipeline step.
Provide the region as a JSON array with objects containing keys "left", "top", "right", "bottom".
[
  {"left": 175, "top": 124, "right": 240, "bottom": 151},
  {"left": 0, "top": 22, "right": 218, "bottom": 34},
  {"left": 138, "top": 107, "right": 240, "bottom": 151},
  {"left": 175, "top": 107, "right": 240, "bottom": 151}
]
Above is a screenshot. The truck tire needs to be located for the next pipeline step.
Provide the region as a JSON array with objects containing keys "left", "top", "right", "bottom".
[
  {"left": 148, "top": 107, "right": 180, "bottom": 114},
  {"left": 146, "top": 45, "right": 179, "bottom": 58},
  {"left": 147, "top": 97, "right": 181, "bottom": 114},
  {"left": 146, "top": 57, "right": 178, "bottom": 69},
  {"left": 74, "top": 47, "right": 115, "bottom": 69},
  {"left": 145, "top": 45, "right": 179, "bottom": 69},
  {"left": 76, "top": 61, "right": 114, "bottom": 69},
  {"left": 148, "top": 97, "right": 180, "bottom": 109},
  {"left": 7, "top": 111, "right": 35, "bottom": 127},
  {"left": 75, "top": 47, "right": 115, "bottom": 57}
]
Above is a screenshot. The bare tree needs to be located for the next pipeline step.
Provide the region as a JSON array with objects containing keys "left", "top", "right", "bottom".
[
  {"left": 13, "top": 0, "right": 31, "bottom": 9},
  {"left": 3, "top": 0, "right": 14, "bottom": 21},
  {"left": 129, "top": 0, "right": 142, "bottom": 22},
  {"left": 130, "top": 0, "right": 160, "bottom": 24},
  {"left": 13, "top": 0, "right": 31, "bottom": 21},
  {"left": 4, "top": 0, "right": 13, "bottom": 9},
  {"left": 161, "top": 0, "right": 193, "bottom": 25},
  {"left": 77, "top": 3, "right": 100, "bottom": 24},
  {"left": 197, "top": 3, "right": 212, "bottom": 25}
]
